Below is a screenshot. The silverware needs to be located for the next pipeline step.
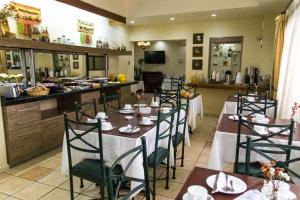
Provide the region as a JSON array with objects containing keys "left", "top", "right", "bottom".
[
  {"left": 212, "top": 173, "right": 219, "bottom": 193},
  {"left": 230, "top": 180, "right": 234, "bottom": 192},
  {"left": 222, "top": 174, "right": 231, "bottom": 192}
]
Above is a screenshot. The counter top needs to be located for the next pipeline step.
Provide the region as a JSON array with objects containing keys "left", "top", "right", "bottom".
[{"left": 2, "top": 81, "right": 137, "bottom": 106}]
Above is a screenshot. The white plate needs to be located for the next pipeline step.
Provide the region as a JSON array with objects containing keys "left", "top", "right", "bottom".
[
  {"left": 125, "top": 116, "right": 134, "bottom": 120},
  {"left": 206, "top": 174, "right": 247, "bottom": 194},
  {"left": 102, "top": 126, "right": 114, "bottom": 131},
  {"left": 86, "top": 118, "right": 104, "bottom": 123},
  {"left": 150, "top": 116, "right": 158, "bottom": 121},
  {"left": 254, "top": 129, "right": 269, "bottom": 135},
  {"left": 119, "top": 109, "right": 135, "bottom": 114},
  {"left": 268, "top": 127, "right": 290, "bottom": 135},
  {"left": 252, "top": 117, "right": 270, "bottom": 124},
  {"left": 119, "top": 126, "right": 140, "bottom": 133},
  {"left": 182, "top": 192, "right": 214, "bottom": 200},
  {"left": 228, "top": 115, "right": 247, "bottom": 121},
  {"left": 139, "top": 121, "right": 154, "bottom": 126}
]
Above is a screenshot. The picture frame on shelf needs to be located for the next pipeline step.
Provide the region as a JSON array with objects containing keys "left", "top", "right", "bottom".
[
  {"left": 73, "top": 62, "right": 79, "bottom": 69},
  {"left": 193, "top": 33, "right": 204, "bottom": 44},
  {"left": 193, "top": 46, "right": 203, "bottom": 57},
  {"left": 192, "top": 59, "right": 203, "bottom": 70}
]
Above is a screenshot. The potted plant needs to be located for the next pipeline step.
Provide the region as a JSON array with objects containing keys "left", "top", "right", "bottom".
[{"left": 0, "top": 3, "right": 16, "bottom": 36}]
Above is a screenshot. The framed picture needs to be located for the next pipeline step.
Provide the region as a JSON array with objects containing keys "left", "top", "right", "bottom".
[
  {"left": 73, "top": 54, "right": 79, "bottom": 60},
  {"left": 193, "top": 33, "right": 204, "bottom": 44},
  {"left": 193, "top": 46, "right": 203, "bottom": 57},
  {"left": 192, "top": 59, "right": 203, "bottom": 70},
  {"left": 73, "top": 62, "right": 79, "bottom": 69}
]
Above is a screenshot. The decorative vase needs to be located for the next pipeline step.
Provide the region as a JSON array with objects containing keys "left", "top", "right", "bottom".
[{"left": 0, "top": 19, "right": 10, "bottom": 36}]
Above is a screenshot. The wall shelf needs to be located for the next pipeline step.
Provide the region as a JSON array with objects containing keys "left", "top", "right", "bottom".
[{"left": 0, "top": 37, "right": 132, "bottom": 56}]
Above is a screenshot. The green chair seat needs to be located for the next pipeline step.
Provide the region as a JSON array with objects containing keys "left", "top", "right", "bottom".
[
  {"left": 172, "top": 133, "right": 184, "bottom": 146},
  {"left": 236, "top": 162, "right": 263, "bottom": 178},
  {"left": 147, "top": 147, "right": 169, "bottom": 167},
  {"left": 73, "top": 159, "right": 123, "bottom": 184}
]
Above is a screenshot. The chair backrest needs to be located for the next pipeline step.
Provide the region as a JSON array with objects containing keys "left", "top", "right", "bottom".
[
  {"left": 159, "top": 89, "right": 180, "bottom": 109},
  {"left": 102, "top": 90, "right": 121, "bottom": 113},
  {"left": 237, "top": 92, "right": 277, "bottom": 118},
  {"left": 74, "top": 98, "right": 97, "bottom": 121},
  {"left": 170, "top": 77, "right": 184, "bottom": 91},
  {"left": 234, "top": 116, "right": 294, "bottom": 173},
  {"left": 174, "top": 98, "right": 190, "bottom": 145},
  {"left": 64, "top": 113, "right": 105, "bottom": 184},
  {"left": 153, "top": 108, "right": 177, "bottom": 166},
  {"left": 106, "top": 137, "right": 150, "bottom": 200},
  {"left": 245, "top": 136, "right": 300, "bottom": 179}
]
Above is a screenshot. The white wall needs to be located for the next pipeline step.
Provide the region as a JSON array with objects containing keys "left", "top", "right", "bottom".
[
  {"left": 130, "top": 16, "right": 276, "bottom": 82},
  {"left": 134, "top": 40, "right": 186, "bottom": 76}
]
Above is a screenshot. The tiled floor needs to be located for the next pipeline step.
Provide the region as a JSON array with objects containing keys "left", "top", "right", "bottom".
[{"left": 0, "top": 115, "right": 219, "bottom": 200}]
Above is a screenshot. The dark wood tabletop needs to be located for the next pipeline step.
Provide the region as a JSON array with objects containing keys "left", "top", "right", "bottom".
[
  {"left": 217, "top": 114, "right": 300, "bottom": 141},
  {"left": 175, "top": 167, "right": 300, "bottom": 200}
]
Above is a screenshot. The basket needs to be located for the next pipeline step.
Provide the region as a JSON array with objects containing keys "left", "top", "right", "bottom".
[{"left": 26, "top": 86, "right": 50, "bottom": 96}]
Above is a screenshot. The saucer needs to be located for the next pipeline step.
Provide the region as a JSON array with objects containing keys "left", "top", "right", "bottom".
[
  {"left": 182, "top": 193, "right": 214, "bottom": 200},
  {"left": 139, "top": 121, "right": 154, "bottom": 126},
  {"left": 150, "top": 116, "right": 158, "bottom": 121},
  {"left": 119, "top": 109, "right": 135, "bottom": 114},
  {"left": 102, "top": 126, "right": 114, "bottom": 131}
]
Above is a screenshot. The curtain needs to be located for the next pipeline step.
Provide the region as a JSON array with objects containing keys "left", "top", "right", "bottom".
[
  {"left": 272, "top": 14, "right": 286, "bottom": 99},
  {"left": 0, "top": 50, "right": 8, "bottom": 73},
  {"left": 277, "top": 0, "right": 300, "bottom": 122}
]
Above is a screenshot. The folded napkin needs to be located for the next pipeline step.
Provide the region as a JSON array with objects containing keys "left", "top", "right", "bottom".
[{"left": 234, "top": 190, "right": 267, "bottom": 200}]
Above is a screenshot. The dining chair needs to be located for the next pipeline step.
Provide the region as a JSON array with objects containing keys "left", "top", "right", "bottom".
[
  {"left": 74, "top": 98, "right": 97, "bottom": 121},
  {"left": 172, "top": 97, "right": 189, "bottom": 179},
  {"left": 147, "top": 108, "right": 176, "bottom": 200},
  {"left": 237, "top": 92, "right": 278, "bottom": 118},
  {"left": 106, "top": 137, "right": 151, "bottom": 200},
  {"left": 101, "top": 90, "right": 121, "bottom": 113},
  {"left": 158, "top": 89, "right": 180, "bottom": 109},
  {"left": 170, "top": 77, "right": 184, "bottom": 91},
  {"left": 234, "top": 116, "right": 294, "bottom": 177},
  {"left": 64, "top": 113, "right": 121, "bottom": 200},
  {"left": 245, "top": 136, "right": 300, "bottom": 179}
]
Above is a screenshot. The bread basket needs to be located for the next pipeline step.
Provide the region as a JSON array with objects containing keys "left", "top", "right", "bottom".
[{"left": 26, "top": 86, "right": 50, "bottom": 96}]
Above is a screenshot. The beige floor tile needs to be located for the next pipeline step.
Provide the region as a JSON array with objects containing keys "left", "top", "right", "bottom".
[
  {"left": 200, "top": 147, "right": 211, "bottom": 155},
  {"left": 156, "top": 180, "right": 182, "bottom": 198},
  {"left": 81, "top": 184, "right": 100, "bottom": 198},
  {"left": 0, "top": 173, "right": 14, "bottom": 184},
  {"left": 175, "top": 160, "right": 195, "bottom": 172},
  {"left": 204, "top": 142, "right": 213, "bottom": 148},
  {"left": 18, "top": 166, "right": 53, "bottom": 181},
  {"left": 38, "top": 157, "right": 61, "bottom": 170},
  {"left": 170, "top": 169, "right": 190, "bottom": 184},
  {"left": 0, "top": 177, "right": 33, "bottom": 195},
  {"left": 12, "top": 182, "right": 54, "bottom": 200},
  {"left": 3, "top": 197, "right": 20, "bottom": 200},
  {"left": 0, "top": 193, "right": 8, "bottom": 200},
  {"left": 154, "top": 195, "right": 174, "bottom": 200},
  {"left": 39, "top": 188, "right": 78, "bottom": 200},
  {"left": 74, "top": 194, "right": 93, "bottom": 200},
  {"left": 194, "top": 163, "right": 208, "bottom": 168},
  {"left": 4, "top": 163, "right": 35, "bottom": 176},
  {"left": 58, "top": 177, "right": 93, "bottom": 193},
  {"left": 45, "top": 148, "right": 62, "bottom": 157},
  {"left": 38, "top": 171, "right": 68, "bottom": 187},
  {"left": 197, "top": 154, "right": 209, "bottom": 164}
]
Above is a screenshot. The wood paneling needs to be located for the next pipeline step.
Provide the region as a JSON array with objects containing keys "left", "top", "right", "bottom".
[{"left": 55, "top": 0, "right": 126, "bottom": 24}]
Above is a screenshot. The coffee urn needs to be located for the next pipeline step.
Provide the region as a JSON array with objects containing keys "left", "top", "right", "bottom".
[{"left": 245, "top": 67, "right": 259, "bottom": 85}]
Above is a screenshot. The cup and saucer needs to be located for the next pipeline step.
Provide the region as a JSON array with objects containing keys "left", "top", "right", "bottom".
[
  {"left": 151, "top": 101, "right": 160, "bottom": 108},
  {"left": 96, "top": 112, "right": 108, "bottom": 120},
  {"left": 254, "top": 125, "right": 269, "bottom": 135},
  {"left": 102, "top": 122, "right": 114, "bottom": 131},
  {"left": 182, "top": 185, "right": 214, "bottom": 200},
  {"left": 252, "top": 114, "right": 269, "bottom": 124},
  {"left": 139, "top": 117, "right": 153, "bottom": 126},
  {"left": 123, "top": 104, "right": 134, "bottom": 110}
]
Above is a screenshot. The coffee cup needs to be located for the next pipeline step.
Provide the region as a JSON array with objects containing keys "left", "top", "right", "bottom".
[
  {"left": 142, "top": 117, "right": 151, "bottom": 124},
  {"left": 102, "top": 122, "right": 112, "bottom": 130},
  {"left": 255, "top": 113, "right": 266, "bottom": 121},
  {"left": 254, "top": 125, "right": 266, "bottom": 133},
  {"left": 247, "top": 96, "right": 255, "bottom": 102},
  {"left": 187, "top": 186, "right": 208, "bottom": 200},
  {"left": 124, "top": 104, "right": 132, "bottom": 110},
  {"left": 96, "top": 112, "right": 106, "bottom": 119},
  {"left": 151, "top": 101, "right": 159, "bottom": 107}
]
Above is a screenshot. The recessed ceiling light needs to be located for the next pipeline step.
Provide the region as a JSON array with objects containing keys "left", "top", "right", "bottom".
[
  {"left": 170, "top": 17, "right": 175, "bottom": 21},
  {"left": 211, "top": 14, "right": 217, "bottom": 17},
  {"left": 130, "top": 20, "right": 135, "bottom": 24}
]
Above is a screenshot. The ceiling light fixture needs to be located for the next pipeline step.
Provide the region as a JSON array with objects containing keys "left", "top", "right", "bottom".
[
  {"left": 137, "top": 41, "right": 151, "bottom": 49},
  {"left": 211, "top": 14, "right": 217, "bottom": 17},
  {"left": 170, "top": 17, "right": 175, "bottom": 21},
  {"left": 130, "top": 20, "right": 135, "bottom": 24}
]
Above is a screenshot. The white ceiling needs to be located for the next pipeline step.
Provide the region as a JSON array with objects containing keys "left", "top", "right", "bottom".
[{"left": 81, "top": 0, "right": 290, "bottom": 25}]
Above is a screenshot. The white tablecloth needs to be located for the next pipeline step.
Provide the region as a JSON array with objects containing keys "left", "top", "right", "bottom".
[
  {"left": 182, "top": 95, "right": 203, "bottom": 131},
  {"left": 208, "top": 128, "right": 300, "bottom": 173},
  {"left": 61, "top": 110, "right": 190, "bottom": 195}
]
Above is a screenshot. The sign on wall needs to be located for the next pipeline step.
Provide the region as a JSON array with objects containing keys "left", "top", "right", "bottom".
[{"left": 77, "top": 19, "right": 94, "bottom": 46}]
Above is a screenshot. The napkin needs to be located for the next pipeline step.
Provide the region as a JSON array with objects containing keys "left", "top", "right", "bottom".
[{"left": 234, "top": 190, "right": 267, "bottom": 200}]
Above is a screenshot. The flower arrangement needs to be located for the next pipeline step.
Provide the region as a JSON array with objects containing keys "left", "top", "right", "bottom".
[
  {"left": 291, "top": 102, "right": 300, "bottom": 119},
  {"left": 261, "top": 161, "right": 290, "bottom": 199}
]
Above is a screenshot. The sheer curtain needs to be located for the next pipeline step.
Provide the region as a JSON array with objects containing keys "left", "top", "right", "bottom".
[{"left": 277, "top": 0, "right": 300, "bottom": 122}]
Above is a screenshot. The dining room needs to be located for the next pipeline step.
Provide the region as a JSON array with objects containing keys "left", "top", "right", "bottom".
[{"left": 0, "top": 0, "right": 299, "bottom": 200}]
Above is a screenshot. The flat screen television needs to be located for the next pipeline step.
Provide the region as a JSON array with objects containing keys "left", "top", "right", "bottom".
[{"left": 144, "top": 51, "right": 165, "bottom": 64}]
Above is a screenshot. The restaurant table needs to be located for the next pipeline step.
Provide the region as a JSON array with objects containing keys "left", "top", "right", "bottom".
[
  {"left": 61, "top": 107, "right": 190, "bottom": 195},
  {"left": 208, "top": 114, "right": 300, "bottom": 173},
  {"left": 175, "top": 167, "right": 300, "bottom": 200},
  {"left": 221, "top": 95, "right": 275, "bottom": 117}
]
